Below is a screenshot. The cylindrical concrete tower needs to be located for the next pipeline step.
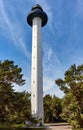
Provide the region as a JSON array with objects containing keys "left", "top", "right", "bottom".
[{"left": 27, "top": 4, "right": 48, "bottom": 122}]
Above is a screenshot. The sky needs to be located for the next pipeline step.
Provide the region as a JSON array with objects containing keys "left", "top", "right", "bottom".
[{"left": 0, "top": 0, "right": 83, "bottom": 98}]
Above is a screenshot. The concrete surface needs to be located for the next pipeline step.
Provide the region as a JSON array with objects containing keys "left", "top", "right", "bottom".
[{"left": 45, "top": 123, "right": 72, "bottom": 130}]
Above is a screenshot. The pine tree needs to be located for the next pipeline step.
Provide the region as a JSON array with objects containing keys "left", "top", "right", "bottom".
[
  {"left": 0, "top": 60, "right": 25, "bottom": 124},
  {"left": 56, "top": 64, "right": 83, "bottom": 129}
]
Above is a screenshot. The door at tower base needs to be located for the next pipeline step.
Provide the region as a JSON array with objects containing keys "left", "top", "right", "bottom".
[{"left": 31, "top": 17, "right": 43, "bottom": 122}]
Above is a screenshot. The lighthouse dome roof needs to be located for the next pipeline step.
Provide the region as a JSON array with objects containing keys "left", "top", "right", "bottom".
[
  {"left": 32, "top": 4, "right": 43, "bottom": 11},
  {"left": 27, "top": 4, "right": 48, "bottom": 27}
]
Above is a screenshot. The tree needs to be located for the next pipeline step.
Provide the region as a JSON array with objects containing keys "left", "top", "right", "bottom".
[
  {"left": 44, "top": 95, "right": 52, "bottom": 122},
  {"left": 44, "top": 94, "right": 62, "bottom": 123},
  {"left": 0, "top": 60, "right": 25, "bottom": 86},
  {"left": 9, "top": 91, "right": 31, "bottom": 124},
  {"left": 55, "top": 64, "right": 83, "bottom": 129},
  {"left": 0, "top": 60, "right": 25, "bottom": 124},
  {"left": 0, "top": 60, "right": 38, "bottom": 125},
  {"left": 51, "top": 95, "right": 62, "bottom": 122}
]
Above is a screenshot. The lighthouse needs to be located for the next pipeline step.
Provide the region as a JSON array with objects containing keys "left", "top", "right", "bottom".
[{"left": 27, "top": 4, "right": 48, "bottom": 122}]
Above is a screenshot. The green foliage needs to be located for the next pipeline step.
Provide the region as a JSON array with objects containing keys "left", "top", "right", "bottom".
[
  {"left": 0, "top": 60, "right": 25, "bottom": 124},
  {"left": 0, "top": 60, "right": 34, "bottom": 125},
  {"left": 0, "top": 60, "right": 25, "bottom": 86},
  {"left": 44, "top": 94, "right": 62, "bottom": 123},
  {"left": 9, "top": 92, "right": 32, "bottom": 124},
  {"left": 56, "top": 64, "right": 83, "bottom": 129}
]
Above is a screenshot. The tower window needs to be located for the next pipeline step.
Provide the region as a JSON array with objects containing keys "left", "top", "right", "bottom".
[
  {"left": 33, "top": 81, "right": 35, "bottom": 83},
  {"left": 33, "top": 94, "right": 35, "bottom": 97},
  {"left": 33, "top": 110, "right": 35, "bottom": 113},
  {"left": 33, "top": 56, "right": 35, "bottom": 58}
]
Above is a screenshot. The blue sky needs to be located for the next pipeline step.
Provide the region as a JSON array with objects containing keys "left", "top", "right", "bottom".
[{"left": 0, "top": 0, "right": 83, "bottom": 98}]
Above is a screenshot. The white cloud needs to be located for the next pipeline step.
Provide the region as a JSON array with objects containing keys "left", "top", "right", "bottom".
[
  {"left": 43, "top": 46, "right": 61, "bottom": 75},
  {"left": 43, "top": 77, "right": 54, "bottom": 92},
  {"left": 47, "top": 48, "right": 52, "bottom": 61},
  {"left": 43, "top": 77, "right": 64, "bottom": 98},
  {"left": 42, "top": 45, "right": 64, "bottom": 97},
  {"left": 0, "top": 0, "right": 30, "bottom": 59}
]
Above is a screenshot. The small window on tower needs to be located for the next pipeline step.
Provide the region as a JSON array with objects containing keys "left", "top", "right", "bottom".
[
  {"left": 33, "top": 67, "right": 35, "bottom": 70},
  {"left": 33, "top": 56, "right": 35, "bottom": 58},
  {"left": 33, "top": 94, "right": 35, "bottom": 97},
  {"left": 33, "top": 110, "right": 35, "bottom": 113},
  {"left": 33, "top": 81, "right": 35, "bottom": 83}
]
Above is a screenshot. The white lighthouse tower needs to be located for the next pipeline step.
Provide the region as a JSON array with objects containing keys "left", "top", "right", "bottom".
[{"left": 27, "top": 4, "right": 48, "bottom": 122}]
